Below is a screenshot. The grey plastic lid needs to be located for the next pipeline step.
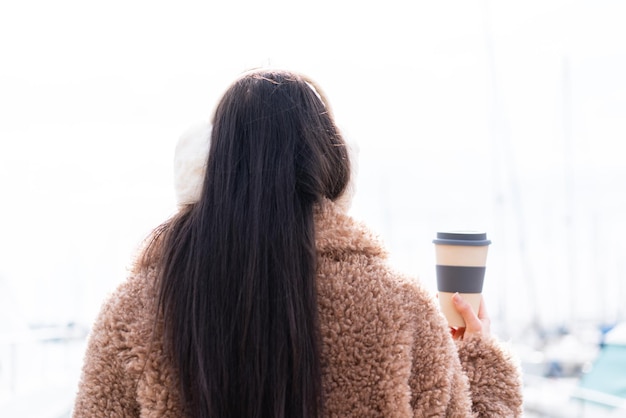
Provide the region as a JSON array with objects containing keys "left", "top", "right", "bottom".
[{"left": 433, "top": 231, "right": 491, "bottom": 246}]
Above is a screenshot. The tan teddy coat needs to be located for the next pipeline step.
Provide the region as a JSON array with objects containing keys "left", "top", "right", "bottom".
[{"left": 73, "top": 201, "right": 523, "bottom": 417}]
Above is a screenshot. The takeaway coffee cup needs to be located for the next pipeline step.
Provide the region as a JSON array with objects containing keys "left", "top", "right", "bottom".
[{"left": 433, "top": 231, "right": 491, "bottom": 328}]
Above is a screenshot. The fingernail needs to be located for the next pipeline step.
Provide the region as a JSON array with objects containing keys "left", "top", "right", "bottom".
[{"left": 452, "top": 292, "right": 460, "bottom": 303}]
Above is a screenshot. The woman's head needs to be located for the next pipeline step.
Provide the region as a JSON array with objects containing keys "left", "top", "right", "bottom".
[{"left": 200, "top": 69, "right": 350, "bottom": 209}]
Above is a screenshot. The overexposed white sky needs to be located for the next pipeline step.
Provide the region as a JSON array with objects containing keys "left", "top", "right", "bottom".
[{"left": 1, "top": 1, "right": 625, "bottom": 329}]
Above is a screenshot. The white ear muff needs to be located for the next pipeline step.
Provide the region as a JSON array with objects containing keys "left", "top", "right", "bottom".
[
  {"left": 334, "top": 132, "right": 360, "bottom": 213},
  {"left": 173, "top": 122, "right": 211, "bottom": 207}
]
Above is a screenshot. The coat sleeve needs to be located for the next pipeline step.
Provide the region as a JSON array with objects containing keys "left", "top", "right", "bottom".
[
  {"left": 72, "top": 283, "right": 141, "bottom": 418},
  {"left": 456, "top": 336, "right": 524, "bottom": 417},
  {"left": 407, "top": 290, "right": 523, "bottom": 417}
]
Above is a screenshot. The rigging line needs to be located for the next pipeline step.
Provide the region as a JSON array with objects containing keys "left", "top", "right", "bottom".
[{"left": 483, "top": 0, "right": 541, "bottom": 334}]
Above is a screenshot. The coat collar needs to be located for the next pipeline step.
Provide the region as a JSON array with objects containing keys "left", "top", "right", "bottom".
[{"left": 314, "top": 199, "right": 387, "bottom": 259}]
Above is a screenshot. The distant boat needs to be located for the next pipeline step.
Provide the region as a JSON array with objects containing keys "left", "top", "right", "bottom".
[{"left": 573, "top": 323, "right": 626, "bottom": 411}]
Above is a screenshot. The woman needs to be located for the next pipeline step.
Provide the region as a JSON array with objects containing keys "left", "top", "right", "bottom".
[{"left": 73, "top": 69, "right": 522, "bottom": 417}]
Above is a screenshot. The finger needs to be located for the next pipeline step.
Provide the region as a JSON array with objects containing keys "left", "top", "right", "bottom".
[
  {"left": 477, "top": 295, "right": 488, "bottom": 320},
  {"left": 475, "top": 295, "right": 491, "bottom": 334},
  {"left": 452, "top": 293, "right": 482, "bottom": 333}
]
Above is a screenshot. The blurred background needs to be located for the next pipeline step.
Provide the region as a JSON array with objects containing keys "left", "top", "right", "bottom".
[{"left": 1, "top": 1, "right": 625, "bottom": 416}]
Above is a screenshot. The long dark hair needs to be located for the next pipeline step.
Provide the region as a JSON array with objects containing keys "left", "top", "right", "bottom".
[{"left": 145, "top": 70, "right": 350, "bottom": 417}]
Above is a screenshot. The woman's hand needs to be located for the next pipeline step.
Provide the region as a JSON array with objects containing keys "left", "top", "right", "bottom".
[{"left": 449, "top": 293, "right": 491, "bottom": 341}]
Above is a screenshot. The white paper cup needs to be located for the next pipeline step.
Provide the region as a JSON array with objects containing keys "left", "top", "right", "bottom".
[{"left": 434, "top": 231, "right": 491, "bottom": 328}]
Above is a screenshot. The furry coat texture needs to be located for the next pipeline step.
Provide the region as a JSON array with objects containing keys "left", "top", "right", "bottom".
[{"left": 73, "top": 201, "right": 523, "bottom": 417}]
